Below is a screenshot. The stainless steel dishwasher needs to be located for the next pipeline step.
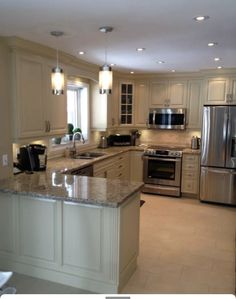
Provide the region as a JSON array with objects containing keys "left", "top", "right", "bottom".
[{"left": 68, "top": 165, "right": 93, "bottom": 177}]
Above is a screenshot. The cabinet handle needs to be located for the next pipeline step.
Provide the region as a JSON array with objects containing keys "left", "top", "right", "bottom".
[{"left": 45, "top": 120, "right": 48, "bottom": 132}]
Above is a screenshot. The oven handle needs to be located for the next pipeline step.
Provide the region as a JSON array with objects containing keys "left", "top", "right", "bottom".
[{"left": 143, "top": 156, "right": 181, "bottom": 162}]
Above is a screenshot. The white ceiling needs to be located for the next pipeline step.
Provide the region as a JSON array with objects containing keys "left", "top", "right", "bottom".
[{"left": 0, "top": 0, "right": 236, "bottom": 73}]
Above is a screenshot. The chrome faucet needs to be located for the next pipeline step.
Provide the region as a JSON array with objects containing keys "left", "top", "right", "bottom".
[{"left": 70, "top": 132, "right": 85, "bottom": 157}]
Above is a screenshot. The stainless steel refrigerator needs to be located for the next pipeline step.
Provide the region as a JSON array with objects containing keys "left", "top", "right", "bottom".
[{"left": 200, "top": 105, "right": 236, "bottom": 205}]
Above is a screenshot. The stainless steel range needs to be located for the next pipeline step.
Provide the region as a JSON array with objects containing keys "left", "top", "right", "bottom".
[{"left": 142, "top": 146, "right": 183, "bottom": 197}]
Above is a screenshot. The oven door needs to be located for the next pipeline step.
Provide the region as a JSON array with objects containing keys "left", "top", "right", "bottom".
[{"left": 143, "top": 156, "right": 182, "bottom": 187}]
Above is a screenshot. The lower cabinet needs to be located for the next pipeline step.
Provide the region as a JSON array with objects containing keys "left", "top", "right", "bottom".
[
  {"left": 93, "top": 152, "right": 130, "bottom": 180},
  {"left": 129, "top": 150, "right": 144, "bottom": 182},
  {"left": 181, "top": 153, "right": 200, "bottom": 197},
  {"left": 0, "top": 191, "right": 140, "bottom": 293}
]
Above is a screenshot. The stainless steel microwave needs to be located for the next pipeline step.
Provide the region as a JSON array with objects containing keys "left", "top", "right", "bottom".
[{"left": 147, "top": 108, "right": 186, "bottom": 130}]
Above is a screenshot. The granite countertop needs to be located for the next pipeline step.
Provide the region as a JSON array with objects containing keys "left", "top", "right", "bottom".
[
  {"left": 47, "top": 145, "right": 146, "bottom": 173},
  {"left": 0, "top": 171, "right": 143, "bottom": 208}
]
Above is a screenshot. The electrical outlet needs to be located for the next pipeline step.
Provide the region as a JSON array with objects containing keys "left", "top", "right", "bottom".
[{"left": 2, "top": 154, "right": 8, "bottom": 167}]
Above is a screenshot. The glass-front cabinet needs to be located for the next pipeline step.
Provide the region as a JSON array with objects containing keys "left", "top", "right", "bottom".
[{"left": 120, "top": 82, "right": 134, "bottom": 125}]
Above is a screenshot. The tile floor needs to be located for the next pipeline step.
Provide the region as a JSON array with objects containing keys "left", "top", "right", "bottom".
[{"left": 7, "top": 194, "right": 236, "bottom": 294}]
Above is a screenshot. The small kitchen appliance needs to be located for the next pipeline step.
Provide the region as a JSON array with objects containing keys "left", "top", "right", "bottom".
[
  {"left": 108, "top": 134, "right": 132, "bottom": 146},
  {"left": 99, "top": 136, "right": 108, "bottom": 148},
  {"left": 191, "top": 136, "right": 201, "bottom": 149},
  {"left": 17, "top": 144, "right": 47, "bottom": 171}
]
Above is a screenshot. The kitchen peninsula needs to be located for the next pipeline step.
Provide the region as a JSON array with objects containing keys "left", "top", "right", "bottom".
[{"left": 0, "top": 171, "right": 143, "bottom": 293}]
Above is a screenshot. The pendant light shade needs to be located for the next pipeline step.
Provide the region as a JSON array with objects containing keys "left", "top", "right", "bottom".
[
  {"left": 51, "top": 66, "right": 65, "bottom": 95},
  {"left": 50, "top": 31, "right": 65, "bottom": 95},
  {"left": 99, "top": 64, "right": 112, "bottom": 94},
  {"left": 99, "top": 26, "right": 113, "bottom": 95}
]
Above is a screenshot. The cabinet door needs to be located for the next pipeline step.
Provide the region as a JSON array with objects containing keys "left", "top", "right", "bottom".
[
  {"left": 134, "top": 81, "right": 149, "bottom": 126},
  {"left": 150, "top": 81, "right": 168, "bottom": 107},
  {"left": 130, "top": 151, "right": 144, "bottom": 182},
  {"left": 229, "top": 77, "right": 236, "bottom": 103},
  {"left": 14, "top": 54, "right": 46, "bottom": 139},
  {"left": 44, "top": 63, "right": 67, "bottom": 135},
  {"left": 186, "top": 80, "right": 203, "bottom": 129},
  {"left": 169, "top": 81, "right": 187, "bottom": 107},
  {"left": 120, "top": 82, "right": 134, "bottom": 125},
  {"left": 204, "top": 77, "right": 229, "bottom": 104},
  {"left": 107, "top": 79, "right": 119, "bottom": 128}
]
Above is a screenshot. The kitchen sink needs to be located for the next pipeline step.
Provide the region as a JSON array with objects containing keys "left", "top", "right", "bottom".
[{"left": 73, "top": 152, "right": 106, "bottom": 159}]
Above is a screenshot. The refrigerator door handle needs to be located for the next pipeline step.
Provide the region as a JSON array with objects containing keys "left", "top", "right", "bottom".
[{"left": 207, "top": 168, "right": 236, "bottom": 175}]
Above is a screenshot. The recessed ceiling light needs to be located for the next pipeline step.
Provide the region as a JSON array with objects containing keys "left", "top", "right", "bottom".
[
  {"left": 136, "top": 48, "right": 145, "bottom": 52},
  {"left": 110, "top": 63, "right": 116, "bottom": 66},
  {"left": 158, "top": 61, "right": 165, "bottom": 64},
  {"left": 78, "top": 51, "right": 85, "bottom": 55},
  {"left": 171, "top": 70, "right": 176, "bottom": 72},
  {"left": 208, "top": 42, "right": 217, "bottom": 47},
  {"left": 217, "top": 66, "right": 223, "bottom": 69},
  {"left": 193, "top": 15, "right": 210, "bottom": 21},
  {"left": 214, "top": 57, "right": 221, "bottom": 61},
  {"left": 130, "top": 71, "right": 134, "bottom": 74}
]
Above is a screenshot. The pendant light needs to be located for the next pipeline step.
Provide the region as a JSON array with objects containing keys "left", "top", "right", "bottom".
[
  {"left": 99, "top": 26, "right": 113, "bottom": 94},
  {"left": 50, "top": 31, "right": 65, "bottom": 95}
]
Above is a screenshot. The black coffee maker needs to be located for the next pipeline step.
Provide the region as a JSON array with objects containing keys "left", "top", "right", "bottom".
[{"left": 17, "top": 144, "right": 47, "bottom": 171}]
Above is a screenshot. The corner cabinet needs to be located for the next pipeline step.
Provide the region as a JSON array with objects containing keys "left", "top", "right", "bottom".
[
  {"left": 203, "top": 76, "right": 236, "bottom": 105},
  {"left": 11, "top": 52, "right": 67, "bottom": 140},
  {"left": 150, "top": 80, "right": 187, "bottom": 108}
]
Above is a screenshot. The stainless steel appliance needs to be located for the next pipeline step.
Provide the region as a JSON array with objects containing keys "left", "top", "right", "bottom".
[
  {"left": 200, "top": 105, "right": 236, "bottom": 205},
  {"left": 108, "top": 134, "right": 132, "bottom": 146},
  {"left": 17, "top": 144, "right": 47, "bottom": 171},
  {"left": 143, "top": 146, "right": 183, "bottom": 197},
  {"left": 147, "top": 108, "right": 186, "bottom": 130},
  {"left": 99, "top": 136, "right": 108, "bottom": 148}
]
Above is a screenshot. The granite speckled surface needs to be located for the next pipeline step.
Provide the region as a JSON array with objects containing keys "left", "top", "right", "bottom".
[{"left": 0, "top": 171, "right": 143, "bottom": 207}]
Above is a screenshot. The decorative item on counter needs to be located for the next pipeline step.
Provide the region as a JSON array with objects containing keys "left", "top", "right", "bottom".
[
  {"left": 54, "top": 137, "right": 62, "bottom": 144},
  {"left": 73, "top": 127, "right": 82, "bottom": 140}
]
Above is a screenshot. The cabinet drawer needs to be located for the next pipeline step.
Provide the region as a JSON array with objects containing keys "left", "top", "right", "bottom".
[
  {"left": 183, "top": 154, "right": 199, "bottom": 163},
  {"left": 182, "top": 163, "right": 199, "bottom": 172},
  {"left": 182, "top": 171, "right": 198, "bottom": 179},
  {"left": 181, "top": 179, "right": 198, "bottom": 194}
]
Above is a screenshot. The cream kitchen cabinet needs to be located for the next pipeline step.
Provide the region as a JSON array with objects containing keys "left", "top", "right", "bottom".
[
  {"left": 134, "top": 81, "right": 149, "bottom": 127},
  {"left": 91, "top": 80, "right": 118, "bottom": 130},
  {"left": 93, "top": 152, "right": 130, "bottom": 180},
  {"left": 119, "top": 82, "right": 134, "bottom": 125},
  {"left": 11, "top": 52, "right": 67, "bottom": 140},
  {"left": 181, "top": 153, "right": 200, "bottom": 197},
  {"left": 203, "top": 76, "right": 236, "bottom": 104},
  {"left": 129, "top": 150, "right": 144, "bottom": 182},
  {"left": 150, "top": 80, "right": 187, "bottom": 108},
  {"left": 186, "top": 80, "right": 203, "bottom": 129}
]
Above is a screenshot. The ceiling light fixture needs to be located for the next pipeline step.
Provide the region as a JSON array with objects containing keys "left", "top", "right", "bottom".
[
  {"left": 136, "top": 48, "right": 145, "bottom": 52},
  {"left": 158, "top": 61, "right": 165, "bottom": 64},
  {"left": 208, "top": 42, "right": 217, "bottom": 47},
  {"left": 217, "top": 66, "right": 223, "bottom": 69},
  {"left": 79, "top": 51, "right": 85, "bottom": 55},
  {"left": 99, "top": 26, "right": 113, "bottom": 94},
  {"left": 214, "top": 57, "right": 221, "bottom": 61},
  {"left": 193, "top": 15, "right": 210, "bottom": 21},
  {"left": 50, "top": 31, "right": 65, "bottom": 96},
  {"left": 130, "top": 71, "right": 134, "bottom": 74},
  {"left": 171, "top": 70, "right": 176, "bottom": 72}
]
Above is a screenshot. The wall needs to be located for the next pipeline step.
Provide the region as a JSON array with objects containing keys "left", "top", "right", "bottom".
[{"left": 0, "top": 38, "right": 13, "bottom": 179}]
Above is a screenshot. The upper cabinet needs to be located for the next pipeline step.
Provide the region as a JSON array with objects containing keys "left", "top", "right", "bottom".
[
  {"left": 91, "top": 79, "right": 118, "bottom": 131},
  {"left": 203, "top": 76, "right": 236, "bottom": 105},
  {"left": 150, "top": 80, "right": 187, "bottom": 108},
  {"left": 11, "top": 52, "right": 67, "bottom": 140},
  {"left": 119, "top": 82, "right": 134, "bottom": 125},
  {"left": 134, "top": 81, "right": 149, "bottom": 127},
  {"left": 186, "top": 80, "right": 203, "bottom": 129}
]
